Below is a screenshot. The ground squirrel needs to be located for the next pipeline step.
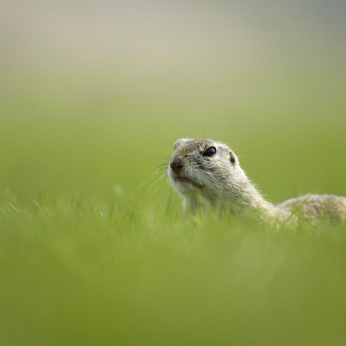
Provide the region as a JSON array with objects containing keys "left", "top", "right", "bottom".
[{"left": 167, "top": 138, "right": 346, "bottom": 225}]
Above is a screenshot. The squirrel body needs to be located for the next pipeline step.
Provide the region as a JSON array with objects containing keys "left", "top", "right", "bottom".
[{"left": 167, "top": 138, "right": 346, "bottom": 225}]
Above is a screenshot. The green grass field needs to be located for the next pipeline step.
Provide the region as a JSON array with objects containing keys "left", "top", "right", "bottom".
[{"left": 1, "top": 59, "right": 346, "bottom": 345}]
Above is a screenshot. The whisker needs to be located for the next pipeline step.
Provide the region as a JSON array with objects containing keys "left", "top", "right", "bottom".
[
  {"left": 147, "top": 157, "right": 170, "bottom": 162},
  {"left": 157, "top": 146, "right": 170, "bottom": 157},
  {"left": 148, "top": 167, "right": 167, "bottom": 178},
  {"left": 147, "top": 170, "right": 160, "bottom": 178},
  {"left": 138, "top": 164, "right": 168, "bottom": 191},
  {"left": 149, "top": 164, "right": 168, "bottom": 175},
  {"left": 153, "top": 163, "right": 169, "bottom": 168},
  {"left": 146, "top": 173, "right": 166, "bottom": 196},
  {"left": 147, "top": 174, "right": 166, "bottom": 197},
  {"left": 154, "top": 148, "right": 170, "bottom": 160}
]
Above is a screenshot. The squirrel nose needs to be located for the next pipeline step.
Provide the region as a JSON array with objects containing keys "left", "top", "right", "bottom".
[{"left": 170, "top": 158, "right": 183, "bottom": 173}]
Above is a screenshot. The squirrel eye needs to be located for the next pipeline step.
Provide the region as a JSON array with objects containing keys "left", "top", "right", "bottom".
[{"left": 203, "top": 147, "right": 216, "bottom": 156}]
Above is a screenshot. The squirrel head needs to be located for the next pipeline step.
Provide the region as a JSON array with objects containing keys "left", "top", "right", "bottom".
[{"left": 168, "top": 138, "right": 239, "bottom": 200}]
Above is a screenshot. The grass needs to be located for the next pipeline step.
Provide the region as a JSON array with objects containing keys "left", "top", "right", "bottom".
[{"left": 1, "top": 187, "right": 346, "bottom": 346}]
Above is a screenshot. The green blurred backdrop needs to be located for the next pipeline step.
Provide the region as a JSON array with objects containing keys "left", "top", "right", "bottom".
[{"left": 1, "top": 0, "right": 345, "bottom": 204}]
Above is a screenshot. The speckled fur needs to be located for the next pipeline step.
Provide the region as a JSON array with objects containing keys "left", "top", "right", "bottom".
[
  {"left": 277, "top": 194, "right": 346, "bottom": 225},
  {"left": 168, "top": 138, "right": 346, "bottom": 225}
]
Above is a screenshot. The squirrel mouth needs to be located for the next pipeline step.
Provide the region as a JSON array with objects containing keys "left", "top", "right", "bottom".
[
  {"left": 175, "top": 176, "right": 202, "bottom": 188},
  {"left": 176, "top": 177, "right": 192, "bottom": 184}
]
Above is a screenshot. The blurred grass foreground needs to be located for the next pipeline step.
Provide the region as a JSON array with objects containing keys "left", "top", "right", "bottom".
[{"left": 1, "top": 1, "right": 346, "bottom": 345}]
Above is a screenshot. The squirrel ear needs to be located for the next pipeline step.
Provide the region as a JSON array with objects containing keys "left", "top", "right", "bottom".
[{"left": 229, "top": 149, "right": 238, "bottom": 164}]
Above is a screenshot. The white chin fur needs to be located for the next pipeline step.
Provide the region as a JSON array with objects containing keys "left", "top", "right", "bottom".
[{"left": 168, "top": 169, "right": 198, "bottom": 196}]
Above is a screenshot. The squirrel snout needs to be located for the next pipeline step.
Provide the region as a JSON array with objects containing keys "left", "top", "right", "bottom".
[{"left": 170, "top": 158, "right": 183, "bottom": 173}]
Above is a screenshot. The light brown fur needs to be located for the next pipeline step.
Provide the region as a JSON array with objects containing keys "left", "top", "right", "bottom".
[{"left": 167, "top": 138, "right": 346, "bottom": 225}]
